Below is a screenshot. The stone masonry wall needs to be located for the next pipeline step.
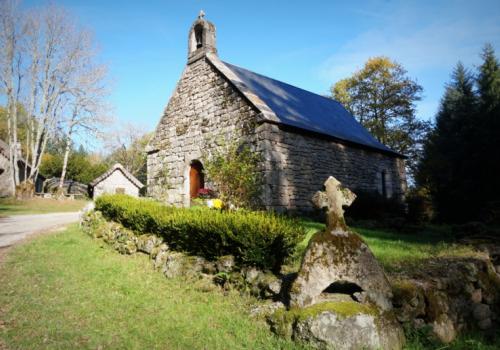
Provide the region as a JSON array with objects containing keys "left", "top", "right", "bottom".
[
  {"left": 256, "top": 122, "right": 407, "bottom": 212},
  {"left": 147, "top": 57, "right": 260, "bottom": 206},
  {"left": 148, "top": 57, "right": 406, "bottom": 210}
]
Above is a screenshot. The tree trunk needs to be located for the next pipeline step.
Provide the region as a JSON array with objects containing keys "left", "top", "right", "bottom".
[{"left": 58, "top": 125, "right": 73, "bottom": 195}]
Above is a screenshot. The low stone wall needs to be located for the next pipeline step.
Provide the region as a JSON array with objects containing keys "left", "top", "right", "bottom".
[
  {"left": 81, "top": 211, "right": 500, "bottom": 346},
  {"left": 391, "top": 254, "right": 500, "bottom": 343},
  {"left": 81, "top": 210, "right": 284, "bottom": 299}
]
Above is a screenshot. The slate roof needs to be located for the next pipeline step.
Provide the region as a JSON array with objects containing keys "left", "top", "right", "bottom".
[
  {"left": 207, "top": 54, "right": 400, "bottom": 157},
  {"left": 89, "top": 163, "right": 144, "bottom": 189}
]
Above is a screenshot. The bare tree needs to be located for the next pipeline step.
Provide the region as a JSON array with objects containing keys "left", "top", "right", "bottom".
[
  {"left": 106, "top": 123, "right": 151, "bottom": 182},
  {"left": 0, "top": 2, "right": 110, "bottom": 197},
  {"left": 0, "top": 0, "right": 24, "bottom": 192},
  {"left": 58, "top": 54, "right": 109, "bottom": 192}
]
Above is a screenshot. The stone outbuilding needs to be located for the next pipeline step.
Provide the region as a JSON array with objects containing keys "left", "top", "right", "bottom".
[
  {"left": 89, "top": 163, "right": 143, "bottom": 199},
  {"left": 147, "top": 12, "right": 407, "bottom": 212}
]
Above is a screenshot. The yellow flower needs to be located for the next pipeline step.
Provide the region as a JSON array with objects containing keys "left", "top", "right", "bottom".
[{"left": 212, "top": 198, "right": 223, "bottom": 209}]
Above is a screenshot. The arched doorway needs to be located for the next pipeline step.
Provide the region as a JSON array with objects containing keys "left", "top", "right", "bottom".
[{"left": 189, "top": 160, "right": 204, "bottom": 198}]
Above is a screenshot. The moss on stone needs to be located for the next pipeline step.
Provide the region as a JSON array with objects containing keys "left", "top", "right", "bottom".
[{"left": 269, "top": 301, "right": 379, "bottom": 338}]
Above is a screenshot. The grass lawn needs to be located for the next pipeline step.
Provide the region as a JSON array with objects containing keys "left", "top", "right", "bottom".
[
  {"left": 295, "top": 220, "right": 480, "bottom": 274},
  {"left": 0, "top": 225, "right": 308, "bottom": 350},
  {"left": 0, "top": 197, "right": 88, "bottom": 216},
  {"left": 0, "top": 224, "right": 497, "bottom": 349}
]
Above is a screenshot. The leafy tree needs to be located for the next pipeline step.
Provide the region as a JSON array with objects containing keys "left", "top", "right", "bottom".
[
  {"left": 203, "top": 141, "right": 263, "bottom": 209},
  {"left": 331, "top": 57, "right": 430, "bottom": 180},
  {"left": 40, "top": 146, "right": 108, "bottom": 184}
]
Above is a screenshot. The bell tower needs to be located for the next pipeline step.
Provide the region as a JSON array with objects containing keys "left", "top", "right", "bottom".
[{"left": 188, "top": 10, "right": 217, "bottom": 63}]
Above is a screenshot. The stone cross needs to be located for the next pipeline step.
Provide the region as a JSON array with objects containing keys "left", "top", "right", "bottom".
[{"left": 312, "top": 176, "right": 356, "bottom": 230}]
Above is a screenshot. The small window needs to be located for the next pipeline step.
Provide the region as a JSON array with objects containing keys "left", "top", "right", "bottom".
[{"left": 115, "top": 187, "right": 125, "bottom": 194}]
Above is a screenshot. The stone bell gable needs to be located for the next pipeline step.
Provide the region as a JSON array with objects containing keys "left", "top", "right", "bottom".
[{"left": 147, "top": 12, "right": 407, "bottom": 211}]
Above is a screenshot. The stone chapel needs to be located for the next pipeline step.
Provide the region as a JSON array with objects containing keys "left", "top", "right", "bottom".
[{"left": 146, "top": 12, "right": 407, "bottom": 212}]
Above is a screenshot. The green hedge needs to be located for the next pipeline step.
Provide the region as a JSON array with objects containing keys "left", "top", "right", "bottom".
[{"left": 95, "top": 194, "right": 304, "bottom": 271}]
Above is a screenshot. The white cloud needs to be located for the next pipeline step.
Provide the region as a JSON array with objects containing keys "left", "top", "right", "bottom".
[{"left": 319, "top": 2, "right": 500, "bottom": 83}]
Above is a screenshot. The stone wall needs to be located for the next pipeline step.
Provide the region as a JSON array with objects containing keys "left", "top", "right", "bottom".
[
  {"left": 93, "top": 170, "right": 140, "bottom": 198},
  {"left": 147, "top": 57, "right": 260, "bottom": 206},
  {"left": 147, "top": 57, "right": 407, "bottom": 211},
  {"left": 256, "top": 122, "right": 407, "bottom": 212}
]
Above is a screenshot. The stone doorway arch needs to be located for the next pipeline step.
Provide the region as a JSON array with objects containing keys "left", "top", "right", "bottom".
[{"left": 189, "top": 160, "right": 204, "bottom": 199}]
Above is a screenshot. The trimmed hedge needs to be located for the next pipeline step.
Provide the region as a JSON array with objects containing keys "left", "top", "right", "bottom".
[{"left": 95, "top": 194, "right": 305, "bottom": 271}]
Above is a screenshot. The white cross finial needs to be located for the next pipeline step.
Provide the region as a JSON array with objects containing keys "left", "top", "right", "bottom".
[{"left": 198, "top": 10, "right": 205, "bottom": 19}]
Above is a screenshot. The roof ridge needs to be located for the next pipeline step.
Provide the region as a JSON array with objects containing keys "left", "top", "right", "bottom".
[{"left": 89, "top": 163, "right": 144, "bottom": 188}]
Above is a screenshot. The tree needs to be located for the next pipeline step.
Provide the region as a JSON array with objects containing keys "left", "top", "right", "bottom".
[
  {"left": 0, "top": 1, "right": 109, "bottom": 196},
  {"left": 56, "top": 34, "right": 109, "bottom": 193},
  {"left": 0, "top": 0, "right": 24, "bottom": 191},
  {"left": 417, "top": 44, "right": 500, "bottom": 223},
  {"left": 105, "top": 124, "right": 152, "bottom": 184},
  {"left": 331, "top": 57, "right": 429, "bottom": 180},
  {"left": 417, "top": 63, "right": 477, "bottom": 221}
]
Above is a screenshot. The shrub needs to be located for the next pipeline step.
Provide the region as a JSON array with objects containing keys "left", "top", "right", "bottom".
[
  {"left": 95, "top": 194, "right": 304, "bottom": 271},
  {"left": 203, "top": 141, "right": 263, "bottom": 209},
  {"left": 345, "top": 190, "right": 405, "bottom": 221}
]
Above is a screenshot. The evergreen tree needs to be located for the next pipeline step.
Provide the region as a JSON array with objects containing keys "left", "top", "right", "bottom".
[
  {"left": 474, "top": 44, "right": 500, "bottom": 216},
  {"left": 418, "top": 45, "right": 500, "bottom": 222},
  {"left": 418, "top": 63, "right": 478, "bottom": 221}
]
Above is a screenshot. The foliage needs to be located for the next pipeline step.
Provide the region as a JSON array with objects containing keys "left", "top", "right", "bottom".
[
  {"left": 417, "top": 45, "right": 500, "bottom": 223},
  {"left": 203, "top": 141, "right": 263, "bottom": 209},
  {"left": 331, "top": 57, "right": 430, "bottom": 180},
  {"left": 344, "top": 190, "right": 405, "bottom": 221},
  {"left": 95, "top": 194, "right": 304, "bottom": 271},
  {"left": 405, "top": 187, "right": 433, "bottom": 223},
  {"left": 0, "top": 225, "right": 307, "bottom": 350},
  {"left": 40, "top": 147, "right": 109, "bottom": 184},
  {"left": 106, "top": 126, "right": 152, "bottom": 185}
]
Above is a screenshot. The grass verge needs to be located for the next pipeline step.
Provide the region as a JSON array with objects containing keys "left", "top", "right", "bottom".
[
  {"left": 0, "top": 197, "right": 88, "bottom": 216},
  {"left": 0, "top": 225, "right": 307, "bottom": 350}
]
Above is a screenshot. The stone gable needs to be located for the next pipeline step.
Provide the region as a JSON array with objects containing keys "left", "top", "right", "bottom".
[
  {"left": 147, "top": 13, "right": 407, "bottom": 211},
  {"left": 147, "top": 57, "right": 260, "bottom": 206}
]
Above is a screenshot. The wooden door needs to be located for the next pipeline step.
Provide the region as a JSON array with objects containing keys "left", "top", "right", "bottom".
[{"left": 190, "top": 161, "right": 204, "bottom": 198}]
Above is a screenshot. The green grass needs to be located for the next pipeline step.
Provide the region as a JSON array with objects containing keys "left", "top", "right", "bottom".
[
  {"left": 0, "top": 197, "right": 88, "bottom": 216},
  {"left": 0, "top": 224, "right": 497, "bottom": 349},
  {"left": 295, "top": 220, "right": 480, "bottom": 273},
  {"left": 0, "top": 225, "right": 308, "bottom": 350}
]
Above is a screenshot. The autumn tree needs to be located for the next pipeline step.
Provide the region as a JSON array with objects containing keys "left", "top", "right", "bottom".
[{"left": 331, "top": 57, "right": 430, "bottom": 180}]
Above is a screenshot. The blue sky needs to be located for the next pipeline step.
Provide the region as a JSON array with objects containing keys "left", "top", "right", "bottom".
[{"left": 24, "top": 0, "right": 500, "bottom": 134}]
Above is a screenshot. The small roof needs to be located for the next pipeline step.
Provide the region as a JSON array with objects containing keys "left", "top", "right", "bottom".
[
  {"left": 206, "top": 54, "right": 401, "bottom": 157},
  {"left": 89, "top": 163, "right": 144, "bottom": 189}
]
